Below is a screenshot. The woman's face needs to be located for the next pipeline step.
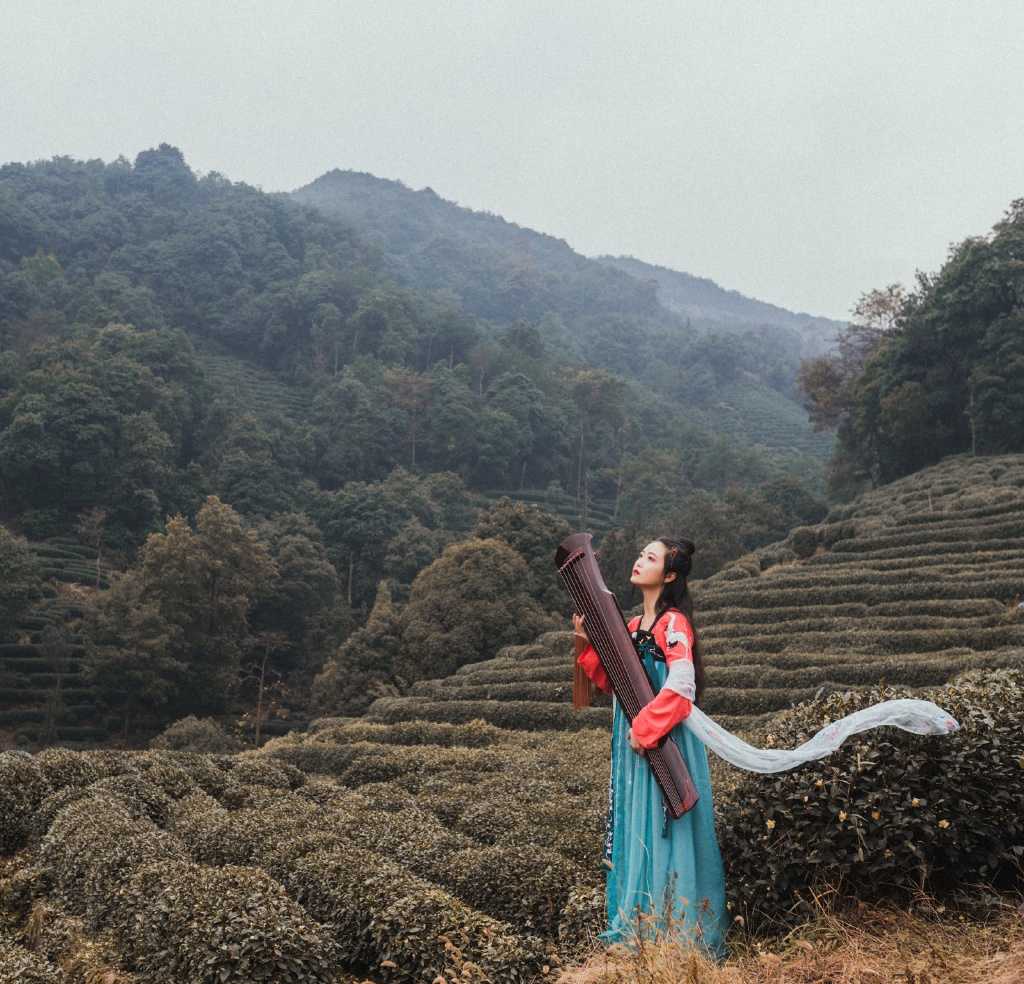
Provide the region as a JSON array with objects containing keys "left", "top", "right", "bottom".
[{"left": 630, "top": 540, "right": 670, "bottom": 589}]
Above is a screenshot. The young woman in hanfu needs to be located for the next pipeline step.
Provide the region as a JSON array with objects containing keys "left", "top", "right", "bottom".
[
  {"left": 573, "top": 537, "right": 728, "bottom": 956},
  {"left": 571, "top": 538, "right": 961, "bottom": 957}
]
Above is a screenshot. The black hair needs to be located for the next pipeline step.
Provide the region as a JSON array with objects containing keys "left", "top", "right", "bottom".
[{"left": 655, "top": 536, "right": 706, "bottom": 706}]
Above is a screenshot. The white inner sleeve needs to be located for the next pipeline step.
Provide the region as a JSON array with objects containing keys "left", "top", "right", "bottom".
[{"left": 663, "top": 658, "right": 696, "bottom": 701}]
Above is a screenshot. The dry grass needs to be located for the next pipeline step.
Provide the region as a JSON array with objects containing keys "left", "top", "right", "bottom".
[{"left": 560, "top": 900, "right": 1024, "bottom": 984}]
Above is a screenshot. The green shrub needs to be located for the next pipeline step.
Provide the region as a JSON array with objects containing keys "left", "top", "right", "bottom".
[
  {"left": 304, "top": 717, "right": 508, "bottom": 748},
  {"left": 0, "top": 751, "right": 52, "bottom": 852},
  {"left": 447, "top": 664, "right": 573, "bottom": 686},
  {"left": 42, "top": 795, "right": 185, "bottom": 928},
  {"left": 166, "top": 790, "right": 357, "bottom": 869},
  {"left": 33, "top": 746, "right": 103, "bottom": 791},
  {"left": 229, "top": 757, "right": 306, "bottom": 790},
  {"left": 557, "top": 886, "right": 605, "bottom": 955},
  {"left": 789, "top": 526, "right": 819, "bottom": 559},
  {"left": 435, "top": 844, "right": 582, "bottom": 935},
  {"left": 284, "top": 845, "right": 545, "bottom": 983},
  {"left": 822, "top": 521, "right": 857, "bottom": 548},
  {"left": 718, "top": 669, "right": 1024, "bottom": 932},
  {"left": 91, "top": 774, "right": 172, "bottom": 827},
  {"left": 113, "top": 860, "right": 340, "bottom": 984},
  {"left": 411, "top": 681, "right": 575, "bottom": 703},
  {"left": 150, "top": 715, "right": 243, "bottom": 754},
  {"left": 338, "top": 744, "right": 506, "bottom": 790},
  {"left": 366, "top": 698, "right": 613, "bottom": 731}
]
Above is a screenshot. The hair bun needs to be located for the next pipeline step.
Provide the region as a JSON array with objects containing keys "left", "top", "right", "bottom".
[{"left": 680, "top": 537, "right": 695, "bottom": 556}]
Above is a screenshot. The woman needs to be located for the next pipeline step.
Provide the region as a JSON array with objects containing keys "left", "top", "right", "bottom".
[{"left": 574, "top": 537, "right": 728, "bottom": 955}]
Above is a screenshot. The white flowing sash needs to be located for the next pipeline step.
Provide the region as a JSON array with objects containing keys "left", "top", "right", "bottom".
[{"left": 682, "top": 698, "right": 959, "bottom": 774}]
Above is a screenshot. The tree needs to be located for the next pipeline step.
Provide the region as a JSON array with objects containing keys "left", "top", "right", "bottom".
[
  {"left": 400, "top": 537, "right": 558, "bottom": 680},
  {"left": 83, "top": 572, "right": 182, "bottom": 737},
  {"left": 471, "top": 497, "right": 573, "bottom": 614},
  {"left": 619, "top": 450, "right": 687, "bottom": 527},
  {"left": 796, "top": 285, "right": 906, "bottom": 435},
  {"left": 239, "top": 631, "right": 289, "bottom": 748},
  {"left": 596, "top": 523, "right": 641, "bottom": 609},
  {"left": 563, "top": 367, "right": 628, "bottom": 507},
  {"left": 139, "top": 496, "right": 278, "bottom": 714},
  {"left": 311, "top": 581, "right": 407, "bottom": 717},
  {"left": 310, "top": 373, "right": 405, "bottom": 487},
  {"left": 75, "top": 506, "right": 107, "bottom": 588},
  {"left": 380, "top": 368, "right": 433, "bottom": 467},
  {"left": 0, "top": 524, "right": 41, "bottom": 639}
]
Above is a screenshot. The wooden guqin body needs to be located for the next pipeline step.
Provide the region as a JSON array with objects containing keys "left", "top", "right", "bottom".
[{"left": 556, "top": 532, "right": 700, "bottom": 819}]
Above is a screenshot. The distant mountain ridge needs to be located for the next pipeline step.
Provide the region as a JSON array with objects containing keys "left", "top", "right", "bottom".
[
  {"left": 292, "top": 169, "right": 844, "bottom": 351},
  {"left": 596, "top": 255, "right": 845, "bottom": 345}
]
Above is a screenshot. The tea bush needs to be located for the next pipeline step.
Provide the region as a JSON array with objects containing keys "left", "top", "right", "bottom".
[
  {"left": 789, "top": 526, "right": 819, "bottom": 559},
  {"left": 283, "top": 845, "right": 546, "bottom": 983},
  {"left": 307, "top": 716, "right": 508, "bottom": 747},
  {"left": 434, "top": 844, "right": 581, "bottom": 934},
  {"left": 410, "top": 681, "right": 575, "bottom": 703},
  {"left": 0, "top": 935, "right": 61, "bottom": 984},
  {"left": 229, "top": 757, "right": 306, "bottom": 790},
  {"left": 557, "top": 886, "right": 606, "bottom": 954},
  {"left": 150, "top": 714, "right": 244, "bottom": 754},
  {"left": 367, "top": 696, "right": 613, "bottom": 731},
  {"left": 42, "top": 794, "right": 186, "bottom": 927},
  {"left": 718, "top": 669, "right": 1024, "bottom": 931},
  {"left": 0, "top": 751, "right": 52, "bottom": 852},
  {"left": 33, "top": 745, "right": 103, "bottom": 790},
  {"left": 114, "top": 860, "right": 340, "bottom": 984}
]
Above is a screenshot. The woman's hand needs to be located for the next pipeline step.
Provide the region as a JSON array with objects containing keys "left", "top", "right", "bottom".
[
  {"left": 626, "top": 728, "right": 646, "bottom": 757},
  {"left": 573, "top": 612, "right": 589, "bottom": 645}
]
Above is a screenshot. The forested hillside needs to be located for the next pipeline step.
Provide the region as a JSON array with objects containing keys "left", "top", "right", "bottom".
[
  {"left": 799, "top": 199, "right": 1024, "bottom": 498},
  {"left": 293, "top": 169, "right": 836, "bottom": 460},
  {"left": 0, "top": 146, "right": 829, "bottom": 745}
]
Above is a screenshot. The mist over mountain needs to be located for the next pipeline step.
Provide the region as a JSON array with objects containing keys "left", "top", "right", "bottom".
[
  {"left": 596, "top": 255, "right": 844, "bottom": 357},
  {"left": 292, "top": 169, "right": 843, "bottom": 357}
]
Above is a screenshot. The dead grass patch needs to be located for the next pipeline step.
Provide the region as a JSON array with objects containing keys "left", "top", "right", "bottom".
[{"left": 561, "top": 900, "right": 1024, "bottom": 984}]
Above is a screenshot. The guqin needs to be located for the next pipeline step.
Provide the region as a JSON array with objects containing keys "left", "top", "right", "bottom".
[{"left": 556, "top": 532, "right": 699, "bottom": 818}]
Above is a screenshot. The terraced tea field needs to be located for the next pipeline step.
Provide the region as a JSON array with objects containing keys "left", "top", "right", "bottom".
[
  {"left": 0, "top": 541, "right": 111, "bottom": 746},
  {"left": 365, "top": 454, "right": 1024, "bottom": 736},
  {"left": 199, "top": 355, "right": 313, "bottom": 420}
]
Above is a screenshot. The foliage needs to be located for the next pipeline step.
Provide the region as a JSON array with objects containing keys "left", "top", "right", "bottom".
[
  {"left": 719, "top": 670, "right": 1024, "bottom": 931},
  {"left": 83, "top": 496, "right": 277, "bottom": 726},
  {"left": 400, "top": 538, "right": 559, "bottom": 680},
  {"left": 471, "top": 497, "right": 573, "bottom": 613},
  {"left": 311, "top": 581, "right": 406, "bottom": 717},
  {"left": 0, "top": 750, "right": 52, "bottom": 852},
  {"left": 799, "top": 203, "right": 1024, "bottom": 496},
  {"left": 0, "top": 323, "right": 209, "bottom": 544},
  {"left": 150, "top": 715, "right": 243, "bottom": 754},
  {"left": 0, "top": 524, "right": 41, "bottom": 638}
]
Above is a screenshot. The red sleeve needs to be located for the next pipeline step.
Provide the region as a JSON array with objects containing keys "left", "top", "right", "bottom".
[
  {"left": 631, "top": 691, "right": 692, "bottom": 747},
  {"left": 576, "top": 615, "right": 639, "bottom": 696},
  {"left": 577, "top": 643, "right": 612, "bottom": 694},
  {"left": 630, "top": 611, "right": 694, "bottom": 748}
]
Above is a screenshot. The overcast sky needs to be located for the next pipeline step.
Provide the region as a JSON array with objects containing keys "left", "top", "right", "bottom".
[{"left": 3, "top": 1, "right": 1022, "bottom": 321}]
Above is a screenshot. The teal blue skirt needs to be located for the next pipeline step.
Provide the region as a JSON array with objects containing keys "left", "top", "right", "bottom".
[{"left": 600, "top": 682, "right": 728, "bottom": 957}]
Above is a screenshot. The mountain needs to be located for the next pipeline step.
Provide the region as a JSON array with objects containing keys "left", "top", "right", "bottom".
[
  {"left": 292, "top": 169, "right": 844, "bottom": 356},
  {"left": 596, "top": 255, "right": 844, "bottom": 357},
  {"left": 292, "top": 169, "right": 835, "bottom": 462}
]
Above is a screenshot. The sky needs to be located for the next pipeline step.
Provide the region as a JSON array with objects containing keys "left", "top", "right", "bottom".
[{"left": 3, "top": 1, "right": 1023, "bottom": 321}]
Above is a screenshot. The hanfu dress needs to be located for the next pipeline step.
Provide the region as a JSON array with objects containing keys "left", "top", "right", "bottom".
[{"left": 578, "top": 608, "right": 728, "bottom": 956}]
